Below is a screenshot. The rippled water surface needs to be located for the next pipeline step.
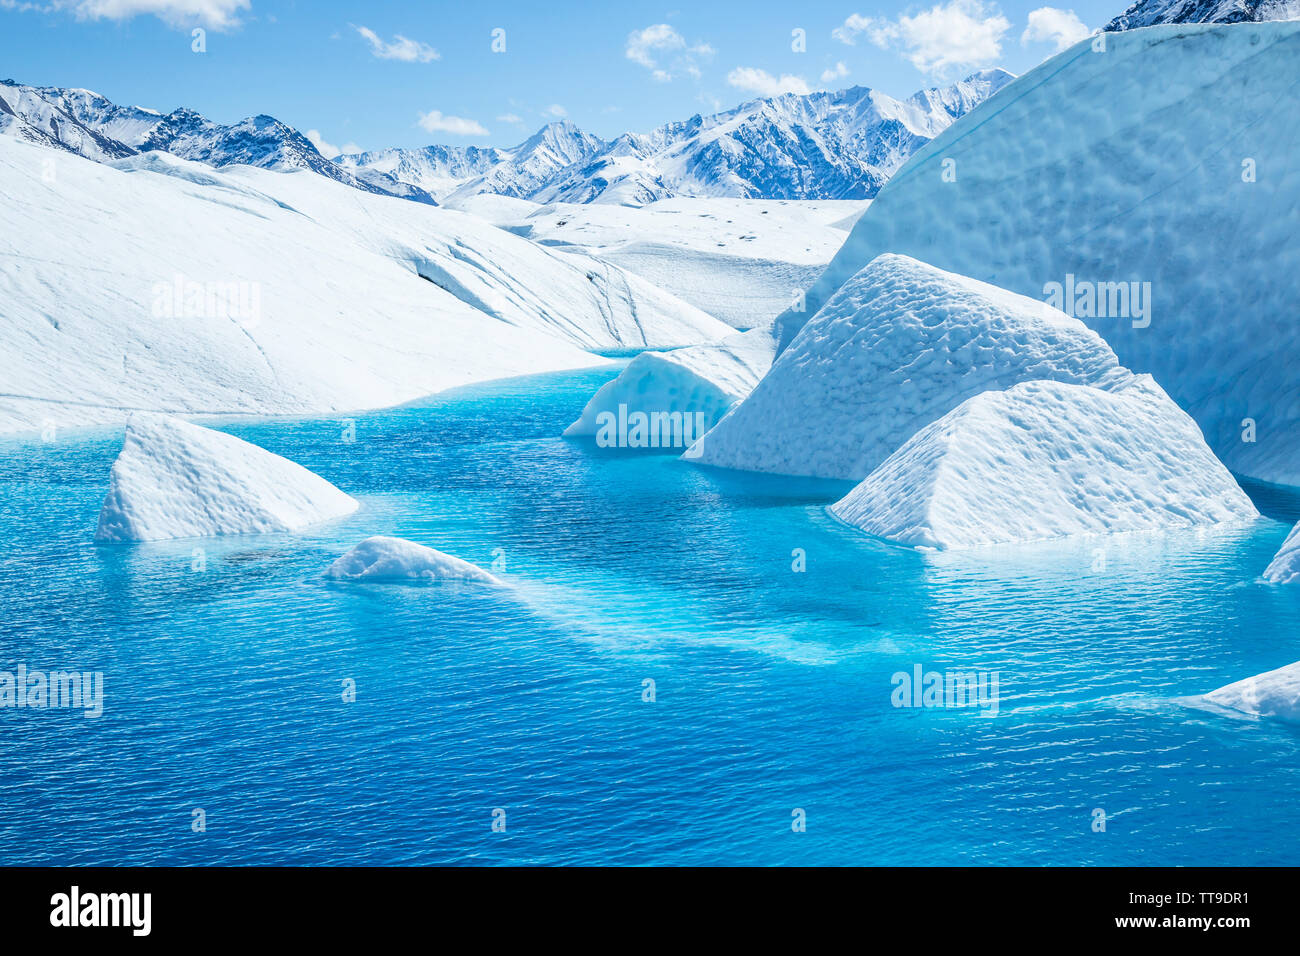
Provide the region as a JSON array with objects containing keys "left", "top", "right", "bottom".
[{"left": 2, "top": 367, "right": 1300, "bottom": 865}]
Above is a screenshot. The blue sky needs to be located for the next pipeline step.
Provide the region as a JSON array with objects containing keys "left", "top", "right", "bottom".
[{"left": 0, "top": 0, "right": 1123, "bottom": 152}]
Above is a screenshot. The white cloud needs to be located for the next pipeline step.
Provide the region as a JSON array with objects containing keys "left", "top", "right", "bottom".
[
  {"left": 305, "top": 130, "right": 360, "bottom": 158},
  {"left": 16, "top": 0, "right": 249, "bottom": 29},
  {"left": 544, "top": 104, "right": 567, "bottom": 118},
  {"left": 832, "top": 13, "right": 875, "bottom": 45},
  {"left": 1021, "top": 7, "right": 1090, "bottom": 52},
  {"left": 354, "top": 25, "right": 439, "bottom": 63},
  {"left": 820, "top": 61, "right": 850, "bottom": 84},
  {"left": 496, "top": 113, "right": 523, "bottom": 124},
  {"left": 625, "top": 22, "right": 713, "bottom": 81},
  {"left": 417, "top": 110, "right": 488, "bottom": 136},
  {"left": 849, "top": 1, "right": 1012, "bottom": 78},
  {"left": 626, "top": 23, "right": 684, "bottom": 67},
  {"left": 306, "top": 129, "right": 339, "bottom": 158},
  {"left": 726, "top": 67, "right": 812, "bottom": 98}
]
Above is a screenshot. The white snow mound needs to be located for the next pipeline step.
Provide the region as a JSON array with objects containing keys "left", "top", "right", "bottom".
[
  {"left": 1263, "top": 522, "right": 1300, "bottom": 584},
  {"left": 1205, "top": 660, "right": 1300, "bottom": 723},
  {"left": 325, "top": 536, "right": 502, "bottom": 585},
  {"left": 777, "top": 23, "right": 1300, "bottom": 487},
  {"left": 563, "top": 328, "right": 776, "bottom": 442},
  {"left": 95, "top": 413, "right": 358, "bottom": 542},
  {"left": 829, "top": 377, "right": 1259, "bottom": 550},
  {"left": 691, "top": 253, "right": 1129, "bottom": 479}
]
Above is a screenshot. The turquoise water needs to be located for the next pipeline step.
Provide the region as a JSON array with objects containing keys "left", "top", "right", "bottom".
[{"left": 3, "top": 366, "right": 1300, "bottom": 866}]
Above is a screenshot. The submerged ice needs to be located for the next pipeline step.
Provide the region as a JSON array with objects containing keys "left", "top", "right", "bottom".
[{"left": 325, "top": 536, "right": 502, "bottom": 585}]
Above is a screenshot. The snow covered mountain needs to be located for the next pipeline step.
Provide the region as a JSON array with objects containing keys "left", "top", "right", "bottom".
[
  {"left": 339, "top": 70, "right": 1015, "bottom": 204},
  {"left": 337, "top": 120, "right": 605, "bottom": 202},
  {"left": 1107, "top": 0, "right": 1299, "bottom": 30},
  {"left": 0, "top": 79, "right": 434, "bottom": 203},
  {"left": 2, "top": 68, "right": 1010, "bottom": 207}
]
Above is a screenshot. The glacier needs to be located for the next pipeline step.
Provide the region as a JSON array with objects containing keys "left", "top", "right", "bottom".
[
  {"left": 1263, "top": 522, "right": 1300, "bottom": 584},
  {"left": 462, "top": 196, "right": 869, "bottom": 330},
  {"left": 1205, "top": 660, "right": 1300, "bottom": 723},
  {"left": 774, "top": 22, "right": 1300, "bottom": 488},
  {"left": 828, "top": 377, "right": 1258, "bottom": 550},
  {"left": 95, "top": 414, "right": 358, "bottom": 542},
  {"left": 689, "top": 254, "right": 1131, "bottom": 480},
  {"left": 326, "top": 536, "right": 502, "bottom": 585},
  {"left": 0, "top": 137, "right": 731, "bottom": 436},
  {"left": 564, "top": 329, "right": 775, "bottom": 443}
]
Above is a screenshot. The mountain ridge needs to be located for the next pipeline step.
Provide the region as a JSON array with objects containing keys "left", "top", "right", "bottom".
[{"left": 0, "top": 69, "right": 1014, "bottom": 206}]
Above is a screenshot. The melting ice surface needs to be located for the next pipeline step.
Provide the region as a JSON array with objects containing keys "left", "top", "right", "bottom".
[{"left": 3, "top": 366, "right": 1300, "bottom": 865}]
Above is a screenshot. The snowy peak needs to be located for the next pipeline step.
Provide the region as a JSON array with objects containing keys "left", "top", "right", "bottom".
[
  {"left": 338, "top": 119, "right": 607, "bottom": 202},
  {"left": 1107, "top": 0, "right": 1299, "bottom": 30},
  {"left": 0, "top": 80, "right": 434, "bottom": 204},
  {"left": 0, "top": 79, "right": 138, "bottom": 162},
  {"left": 341, "top": 70, "right": 1015, "bottom": 205}
]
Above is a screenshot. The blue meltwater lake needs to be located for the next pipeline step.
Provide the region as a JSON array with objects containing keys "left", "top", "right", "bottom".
[{"left": 2, "top": 366, "right": 1300, "bottom": 865}]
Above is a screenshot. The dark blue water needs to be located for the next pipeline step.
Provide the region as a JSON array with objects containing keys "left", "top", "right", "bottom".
[{"left": 3, "top": 367, "right": 1300, "bottom": 865}]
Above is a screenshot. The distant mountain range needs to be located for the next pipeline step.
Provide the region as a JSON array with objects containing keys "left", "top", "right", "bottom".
[
  {"left": 339, "top": 70, "right": 1015, "bottom": 204},
  {"left": 1107, "top": 0, "right": 1299, "bottom": 30},
  {"left": 1, "top": 70, "right": 1013, "bottom": 207},
  {"left": 0, "top": 80, "right": 435, "bottom": 203}
]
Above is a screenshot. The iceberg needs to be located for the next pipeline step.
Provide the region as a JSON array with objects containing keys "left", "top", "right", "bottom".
[
  {"left": 95, "top": 414, "right": 358, "bottom": 542},
  {"left": 1263, "top": 522, "right": 1300, "bottom": 584},
  {"left": 776, "top": 23, "right": 1300, "bottom": 487},
  {"left": 563, "top": 328, "right": 775, "bottom": 446},
  {"left": 1205, "top": 661, "right": 1300, "bottom": 723},
  {"left": 690, "top": 254, "right": 1129, "bottom": 479},
  {"left": 828, "top": 378, "right": 1258, "bottom": 550},
  {"left": 325, "top": 536, "right": 501, "bottom": 585}
]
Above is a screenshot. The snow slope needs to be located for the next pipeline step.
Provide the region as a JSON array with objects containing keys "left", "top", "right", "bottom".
[
  {"left": 0, "top": 137, "right": 730, "bottom": 435},
  {"left": 691, "top": 254, "right": 1130, "bottom": 480},
  {"left": 1263, "top": 522, "right": 1300, "bottom": 583},
  {"left": 447, "top": 196, "right": 869, "bottom": 329},
  {"left": 195, "top": 158, "right": 731, "bottom": 351},
  {"left": 326, "top": 536, "right": 501, "bottom": 585},
  {"left": 1205, "top": 660, "right": 1300, "bottom": 722},
  {"left": 95, "top": 414, "right": 358, "bottom": 542},
  {"left": 777, "top": 23, "right": 1300, "bottom": 487},
  {"left": 564, "top": 328, "right": 776, "bottom": 439},
  {"left": 829, "top": 377, "right": 1258, "bottom": 550}
]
